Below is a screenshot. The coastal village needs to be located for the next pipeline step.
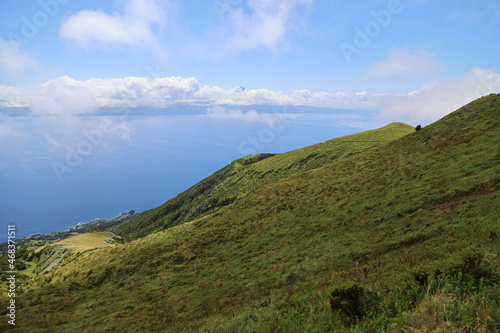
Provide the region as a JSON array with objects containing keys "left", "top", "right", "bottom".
[{"left": 67, "top": 210, "right": 135, "bottom": 232}]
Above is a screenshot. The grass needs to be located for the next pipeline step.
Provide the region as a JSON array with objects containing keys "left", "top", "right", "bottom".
[
  {"left": 20, "top": 261, "right": 37, "bottom": 278},
  {"left": 1, "top": 95, "right": 499, "bottom": 332},
  {"left": 35, "top": 232, "right": 116, "bottom": 253},
  {"left": 0, "top": 213, "right": 141, "bottom": 257},
  {"left": 400, "top": 274, "right": 500, "bottom": 332}
]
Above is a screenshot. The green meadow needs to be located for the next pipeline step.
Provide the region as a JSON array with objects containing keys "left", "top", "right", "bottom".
[{"left": 1, "top": 95, "right": 499, "bottom": 332}]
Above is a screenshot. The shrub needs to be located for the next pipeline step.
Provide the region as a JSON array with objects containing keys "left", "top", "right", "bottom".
[
  {"left": 330, "top": 281, "right": 365, "bottom": 318},
  {"left": 415, "top": 125, "right": 422, "bottom": 131},
  {"left": 16, "top": 260, "right": 27, "bottom": 271}
]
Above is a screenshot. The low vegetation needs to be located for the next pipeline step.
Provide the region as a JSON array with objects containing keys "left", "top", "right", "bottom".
[
  {"left": 35, "top": 232, "right": 117, "bottom": 253},
  {"left": 1, "top": 95, "right": 499, "bottom": 332},
  {"left": 0, "top": 212, "right": 140, "bottom": 257}
]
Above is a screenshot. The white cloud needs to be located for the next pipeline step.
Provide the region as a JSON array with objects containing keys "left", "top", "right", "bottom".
[
  {"left": 379, "top": 67, "right": 500, "bottom": 123},
  {"left": 0, "top": 85, "right": 36, "bottom": 108},
  {"left": 0, "top": 75, "right": 378, "bottom": 112},
  {"left": 195, "top": 0, "right": 312, "bottom": 56},
  {"left": 30, "top": 76, "right": 99, "bottom": 116},
  {"left": 85, "top": 76, "right": 201, "bottom": 107},
  {"left": 287, "top": 90, "right": 376, "bottom": 108},
  {"left": 59, "top": 0, "right": 310, "bottom": 56},
  {"left": 59, "top": 0, "right": 171, "bottom": 48},
  {"left": 1, "top": 68, "right": 498, "bottom": 123},
  {"left": 227, "top": 0, "right": 309, "bottom": 51},
  {"left": 0, "top": 38, "right": 37, "bottom": 76},
  {"left": 366, "top": 48, "right": 436, "bottom": 79}
]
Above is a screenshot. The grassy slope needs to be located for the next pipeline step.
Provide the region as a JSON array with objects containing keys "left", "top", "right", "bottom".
[
  {"left": 3, "top": 96, "right": 500, "bottom": 332},
  {"left": 35, "top": 232, "right": 115, "bottom": 253},
  {"left": 116, "top": 122, "right": 415, "bottom": 241}
]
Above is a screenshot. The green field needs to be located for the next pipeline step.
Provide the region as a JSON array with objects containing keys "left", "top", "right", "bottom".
[
  {"left": 35, "top": 232, "right": 116, "bottom": 253},
  {"left": 1, "top": 95, "right": 499, "bottom": 332}
]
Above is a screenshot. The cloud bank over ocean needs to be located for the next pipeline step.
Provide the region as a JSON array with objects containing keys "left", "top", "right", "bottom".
[{"left": 1, "top": 67, "right": 499, "bottom": 124}]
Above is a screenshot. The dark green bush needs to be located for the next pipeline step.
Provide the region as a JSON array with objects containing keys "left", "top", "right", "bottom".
[
  {"left": 16, "top": 260, "right": 27, "bottom": 271},
  {"left": 330, "top": 281, "right": 365, "bottom": 318}
]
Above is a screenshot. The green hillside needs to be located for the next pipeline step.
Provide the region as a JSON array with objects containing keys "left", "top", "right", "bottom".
[
  {"left": 35, "top": 232, "right": 117, "bottom": 253},
  {"left": 116, "top": 122, "right": 415, "bottom": 241},
  {"left": 2, "top": 95, "right": 500, "bottom": 332}
]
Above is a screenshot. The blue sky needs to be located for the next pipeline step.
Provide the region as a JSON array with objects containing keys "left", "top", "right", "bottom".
[{"left": 0, "top": 0, "right": 499, "bottom": 123}]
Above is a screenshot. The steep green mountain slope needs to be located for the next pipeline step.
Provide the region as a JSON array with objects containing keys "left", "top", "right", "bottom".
[
  {"left": 116, "top": 122, "right": 415, "bottom": 241},
  {"left": 3, "top": 95, "right": 500, "bottom": 332}
]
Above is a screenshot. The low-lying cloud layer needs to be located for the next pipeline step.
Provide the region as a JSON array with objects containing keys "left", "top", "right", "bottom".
[
  {"left": 378, "top": 67, "right": 500, "bottom": 123},
  {"left": 1, "top": 68, "right": 499, "bottom": 124},
  {"left": 0, "top": 75, "right": 378, "bottom": 111},
  {"left": 30, "top": 77, "right": 99, "bottom": 116}
]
